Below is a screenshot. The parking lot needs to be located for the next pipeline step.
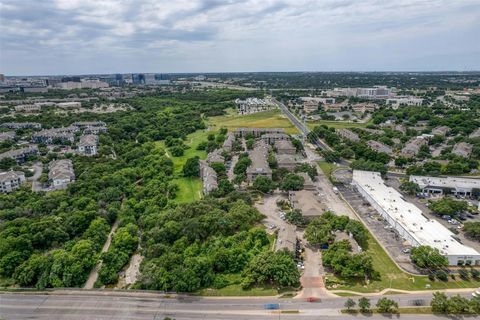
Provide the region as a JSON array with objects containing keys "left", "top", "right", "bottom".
[{"left": 336, "top": 184, "right": 420, "bottom": 274}]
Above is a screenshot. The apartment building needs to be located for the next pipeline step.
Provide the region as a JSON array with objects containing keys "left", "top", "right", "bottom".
[
  {"left": 199, "top": 160, "right": 218, "bottom": 194},
  {"left": 452, "top": 142, "right": 473, "bottom": 158},
  {"left": 0, "top": 145, "right": 39, "bottom": 162},
  {"left": 276, "top": 154, "right": 299, "bottom": 171},
  {"left": 367, "top": 140, "right": 393, "bottom": 155},
  {"left": 235, "top": 98, "right": 274, "bottom": 114},
  {"left": 0, "top": 171, "right": 26, "bottom": 193},
  {"left": 469, "top": 128, "right": 480, "bottom": 139},
  {"left": 206, "top": 149, "right": 225, "bottom": 164},
  {"left": 246, "top": 141, "right": 272, "bottom": 181},
  {"left": 57, "top": 102, "right": 81, "bottom": 109},
  {"left": 0, "top": 131, "right": 16, "bottom": 142},
  {"left": 275, "top": 139, "right": 296, "bottom": 155},
  {"left": 303, "top": 100, "right": 318, "bottom": 113},
  {"left": 336, "top": 128, "right": 360, "bottom": 142},
  {"left": 14, "top": 104, "right": 42, "bottom": 112},
  {"left": 351, "top": 103, "right": 377, "bottom": 113},
  {"left": 432, "top": 126, "right": 451, "bottom": 137},
  {"left": 48, "top": 159, "right": 75, "bottom": 189},
  {"left": 222, "top": 132, "right": 235, "bottom": 151},
  {"left": 401, "top": 137, "right": 427, "bottom": 158},
  {"left": 72, "top": 121, "right": 107, "bottom": 128},
  {"left": 32, "top": 127, "right": 77, "bottom": 144},
  {"left": 1, "top": 122, "right": 42, "bottom": 130},
  {"left": 234, "top": 128, "right": 285, "bottom": 138},
  {"left": 78, "top": 135, "right": 99, "bottom": 156},
  {"left": 261, "top": 133, "right": 289, "bottom": 144}
]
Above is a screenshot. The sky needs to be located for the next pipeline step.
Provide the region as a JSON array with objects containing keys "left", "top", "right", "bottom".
[{"left": 0, "top": 0, "right": 479, "bottom": 75}]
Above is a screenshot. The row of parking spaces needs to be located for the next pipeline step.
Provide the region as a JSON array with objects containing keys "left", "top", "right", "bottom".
[
  {"left": 336, "top": 184, "right": 421, "bottom": 274},
  {"left": 295, "top": 239, "right": 305, "bottom": 270}
]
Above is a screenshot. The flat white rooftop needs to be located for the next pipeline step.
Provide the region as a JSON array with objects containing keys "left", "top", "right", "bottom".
[
  {"left": 353, "top": 170, "right": 479, "bottom": 257},
  {"left": 410, "top": 175, "right": 480, "bottom": 191}
]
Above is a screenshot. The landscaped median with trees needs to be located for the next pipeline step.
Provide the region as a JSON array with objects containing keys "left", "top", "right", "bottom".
[{"left": 342, "top": 293, "right": 480, "bottom": 315}]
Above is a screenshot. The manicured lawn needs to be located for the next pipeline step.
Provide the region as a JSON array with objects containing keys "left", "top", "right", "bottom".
[
  {"left": 172, "top": 178, "right": 203, "bottom": 203},
  {"left": 156, "top": 130, "right": 212, "bottom": 203},
  {"left": 327, "top": 232, "right": 480, "bottom": 293},
  {"left": 198, "top": 284, "right": 279, "bottom": 296},
  {"left": 307, "top": 120, "right": 370, "bottom": 130},
  {"left": 209, "top": 109, "right": 299, "bottom": 134}
]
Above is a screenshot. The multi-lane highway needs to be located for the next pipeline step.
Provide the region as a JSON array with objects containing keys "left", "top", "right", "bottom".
[
  {"left": 272, "top": 98, "right": 331, "bottom": 151},
  {"left": 0, "top": 290, "right": 475, "bottom": 320}
]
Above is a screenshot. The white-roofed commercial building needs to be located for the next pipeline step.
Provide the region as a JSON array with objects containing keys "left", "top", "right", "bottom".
[
  {"left": 352, "top": 170, "right": 480, "bottom": 265},
  {"left": 409, "top": 175, "right": 480, "bottom": 196}
]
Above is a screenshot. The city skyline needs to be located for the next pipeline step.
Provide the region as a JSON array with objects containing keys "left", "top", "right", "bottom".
[{"left": 1, "top": 0, "right": 480, "bottom": 75}]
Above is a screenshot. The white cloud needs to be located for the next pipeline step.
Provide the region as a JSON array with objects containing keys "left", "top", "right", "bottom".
[{"left": 0, "top": 0, "right": 479, "bottom": 74}]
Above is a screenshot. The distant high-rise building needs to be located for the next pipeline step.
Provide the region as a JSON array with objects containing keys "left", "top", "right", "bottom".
[
  {"left": 155, "top": 74, "right": 170, "bottom": 85},
  {"left": 46, "top": 79, "right": 62, "bottom": 87},
  {"left": 0, "top": 74, "right": 5, "bottom": 83},
  {"left": 144, "top": 73, "right": 156, "bottom": 85},
  {"left": 62, "top": 76, "right": 81, "bottom": 82},
  {"left": 132, "top": 74, "right": 145, "bottom": 85}
]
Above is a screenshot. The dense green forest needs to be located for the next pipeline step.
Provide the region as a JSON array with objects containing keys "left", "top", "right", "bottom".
[
  {"left": 182, "top": 72, "right": 480, "bottom": 90},
  {"left": 0, "top": 89, "right": 299, "bottom": 291}
]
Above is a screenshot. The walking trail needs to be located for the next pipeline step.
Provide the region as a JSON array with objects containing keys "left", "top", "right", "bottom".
[{"left": 83, "top": 219, "right": 120, "bottom": 289}]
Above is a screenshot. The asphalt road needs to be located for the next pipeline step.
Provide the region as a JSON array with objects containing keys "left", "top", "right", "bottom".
[
  {"left": 1, "top": 290, "right": 476, "bottom": 320},
  {"left": 273, "top": 98, "right": 351, "bottom": 166}
]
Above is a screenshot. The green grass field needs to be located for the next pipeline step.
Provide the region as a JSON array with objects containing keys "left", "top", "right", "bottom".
[
  {"left": 209, "top": 109, "right": 299, "bottom": 134},
  {"left": 327, "top": 232, "right": 480, "bottom": 293},
  {"left": 157, "top": 130, "right": 210, "bottom": 173},
  {"left": 317, "top": 161, "right": 347, "bottom": 178},
  {"left": 172, "top": 177, "right": 203, "bottom": 203},
  {"left": 156, "top": 130, "right": 211, "bottom": 203},
  {"left": 307, "top": 120, "right": 370, "bottom": 130}
]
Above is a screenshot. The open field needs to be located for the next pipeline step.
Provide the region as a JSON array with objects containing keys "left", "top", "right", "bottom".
[
  {"left": 209, "top": 109, "right": 299, "bottom": 134},
  {"left": 157, "top": 130, "right": 210, "bottom": 173},
  {"left": 156, "top": 130, "right": 210, "bottom": 203},
  {"left": 172, "top": 177, "right": 203, "bottom": 203},
  {"left": 307, "top": 120, "right": 370, "bottom": 130},
  {"left": 327, "top": 231, "right": 480, "bottom": 293}
]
